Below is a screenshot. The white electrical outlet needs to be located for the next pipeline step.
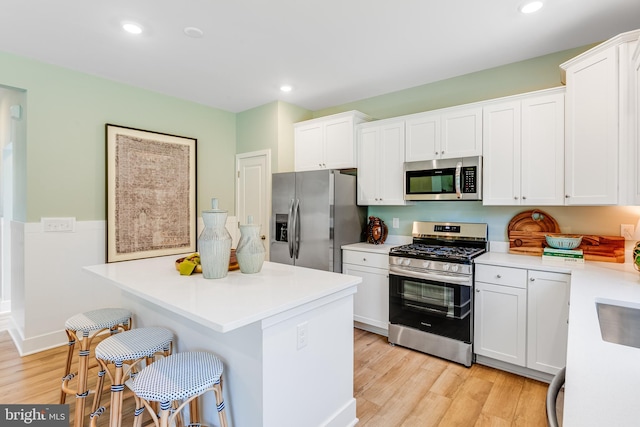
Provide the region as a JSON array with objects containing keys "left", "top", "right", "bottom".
[
  {"left": 42, "top": 217, "right": 76, "bottom": 232},
  {"left": 297, "top": 322, "right": 308, "bottom": 350},
  {"left": 621, "top": 224, "right": 635, "bottom": 240},
  {"left": 392, "top": 218, "right": 399, "bottom": 229}
]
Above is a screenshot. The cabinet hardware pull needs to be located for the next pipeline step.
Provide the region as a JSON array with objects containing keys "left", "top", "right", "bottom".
[
  {"left": 514, "top": 196, "right": 518, "bottom": 200},
  {"left": 496, "top": 274, "right": 502, "bottom": 278},
  {"left": 362, "top": 258, "right": 366, "bottom": 262},
  {"left": 530, "top": 278, "right": 535, "bottom": 281},
  {"left": 522, "top": 196, "right": 526, "bottom": 200},
  {"left": 565, "top": 194, "right": 570, "bottom": 198},
  {"left": 476, "top": 289, "right": 480, "bottom": 292}
]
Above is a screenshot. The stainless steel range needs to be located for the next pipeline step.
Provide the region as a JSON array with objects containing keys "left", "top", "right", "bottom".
[{"left": 388, "top": 221, "right": 488, "bottom": 367}]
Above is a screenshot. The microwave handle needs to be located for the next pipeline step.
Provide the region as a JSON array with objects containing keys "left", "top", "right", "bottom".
[{"left": 455, "top": 161, "right": 462, "bottom": 199}]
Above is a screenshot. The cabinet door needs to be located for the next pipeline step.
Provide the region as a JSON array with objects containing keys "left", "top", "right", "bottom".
[
  {"left": 324, "top": 117, "right": 355, "bottom": 169},
  {"left": 294, "top": 124, "right": 324, "bottom": 171},
  {"left": 634, "top": 48, "right": 640, "bottom": 204},
  {"left": 527, "top": 271, "right": 570, "bottom": 375},
  {"left": 343, "top": 262, "right": 389, "bottom": 332},
  {"left": 482, "top": 101, "right": 521, "bottom": 205},
  {"left": 378, "top": 122, "right": 406, "bottom": 205},
  {"left": 521, "top": 92, "right": 565, "bottom": 205},
  {"left": 474, "top": 281, "right": 527, "bottom": 366},
  {"left": 441, "top": 107, "right": 483, "bottom": 158},
  {"left": 565, "top": 46, "right": 618, "bottom": 204},
  {"left": 356, "top": 127, "right": 379, "bottom": 205},
  {"left": 405, "top": 112, "right": 440, "bottom": 161}
]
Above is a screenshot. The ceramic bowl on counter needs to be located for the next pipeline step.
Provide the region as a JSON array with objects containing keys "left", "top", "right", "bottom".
[{"left": 545, "top": 234, "right": 583, "bottom": 250}]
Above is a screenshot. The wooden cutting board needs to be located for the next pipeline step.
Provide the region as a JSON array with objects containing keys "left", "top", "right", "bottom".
[{"left": 507, "top": 210, "right": 625, "bottom": 263}]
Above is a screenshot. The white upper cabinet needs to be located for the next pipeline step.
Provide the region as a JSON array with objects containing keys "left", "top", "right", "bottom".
[
  {"left": 357, "top": 118, "right": 408, "bottom": 206},
  {"left": 561, "top": 29, "right": 640, "bottom": 205},
  {"left": 294, "top": 110, "right": 371, "bottom": 172},
  {"left": 405, "top": 106, "right": 482, "bottom": 161},
  {"left": 483, "top": 88, "right": 565, "bottom": 206},
  {"left": 633, "top": 39, "right": 640, "bottom": 204}
]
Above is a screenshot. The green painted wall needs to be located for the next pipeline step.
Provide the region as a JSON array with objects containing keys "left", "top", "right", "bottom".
[
  {"left": 0, "top": 51, "right": 236, "bottom": 221},
  {"left": 314, "top": 45, "right": 598, "bottom": 120},
  {"left": 236, "top": 101, "right": 311, "bottom": 173}
]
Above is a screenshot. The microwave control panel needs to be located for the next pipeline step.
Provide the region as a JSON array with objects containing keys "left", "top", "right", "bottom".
[{"left": 462, "top": 166, "right": 477, "bottom": 193}]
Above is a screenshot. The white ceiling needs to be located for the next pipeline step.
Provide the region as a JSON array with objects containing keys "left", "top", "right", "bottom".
[{"left": 1, "top": 0, "right": 639, "bottom": 113}]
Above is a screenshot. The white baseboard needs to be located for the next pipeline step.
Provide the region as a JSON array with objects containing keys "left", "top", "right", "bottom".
[{"left": 8, "top": 315, "right": 67, "bottom": 356}]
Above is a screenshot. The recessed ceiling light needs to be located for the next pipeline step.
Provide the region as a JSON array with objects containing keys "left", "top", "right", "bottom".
[
  {"left": 184, "top": 27, "right": 204, "bottom": 38},
  {"left": 280, "top": 85, "right": 293, "bottom": 93},
  {"left": 122, "top": 22, "right": 143, "bottom": 34},
  {"left": 519, "top": 1, "right": 544, "bottom": 14}
]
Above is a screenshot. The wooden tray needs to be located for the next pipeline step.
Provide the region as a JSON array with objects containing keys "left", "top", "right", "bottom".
[{"left": 507, "top": 209, "right": 560, "bottom": 233}]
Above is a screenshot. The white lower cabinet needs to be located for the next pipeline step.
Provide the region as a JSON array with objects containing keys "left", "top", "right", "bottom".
[
  {"left": 527, "top": 270, "right": 570, "bottom": 374},
  {"left": 474, "top": 266, "right": 527, "bottom": 366},
  {"left": 342, "top": 248, "right": 389, "bottom": 334},
  {"left": 474, "top": 264, "right": 570, "bottom": 376}
]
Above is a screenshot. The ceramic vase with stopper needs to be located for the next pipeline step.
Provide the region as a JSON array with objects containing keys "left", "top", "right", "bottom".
[
  {"left": 236, "top": 215, "right": 266, "bottom": 274},
  {"left": 198, "top": 198, "right": 232, "bottom": 279}
]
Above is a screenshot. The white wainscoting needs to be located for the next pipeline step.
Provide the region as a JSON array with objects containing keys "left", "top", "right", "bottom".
[{"left": 8, "top": 217, "right": 240, "bottom": 355}]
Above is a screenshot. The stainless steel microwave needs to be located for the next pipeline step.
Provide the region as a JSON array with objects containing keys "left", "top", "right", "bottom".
[{"left": 404, "top": 156, "right": 482, "bottom": 201}]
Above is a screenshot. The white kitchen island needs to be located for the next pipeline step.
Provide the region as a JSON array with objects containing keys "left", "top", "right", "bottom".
[{"left": 83, "top": 256, "right": 361, "bottom": 427}]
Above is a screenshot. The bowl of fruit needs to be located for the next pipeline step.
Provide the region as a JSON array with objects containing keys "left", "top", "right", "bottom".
[{"left": 175, "top": 250, "right": 239, "bottom": 275}]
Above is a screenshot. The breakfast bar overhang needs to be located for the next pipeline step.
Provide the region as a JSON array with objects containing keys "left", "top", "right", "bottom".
[{"left": 83, "top": 256, "right": 362, "bottom": 427}]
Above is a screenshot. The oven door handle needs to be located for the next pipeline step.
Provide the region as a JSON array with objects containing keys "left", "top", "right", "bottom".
[{"left": 389, "top": 266, "right": 472, "bottom": 286}]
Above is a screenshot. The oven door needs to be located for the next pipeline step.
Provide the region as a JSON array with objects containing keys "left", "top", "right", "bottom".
[{"left": 389, "top": 271, "right": 472, "bottom": 342}]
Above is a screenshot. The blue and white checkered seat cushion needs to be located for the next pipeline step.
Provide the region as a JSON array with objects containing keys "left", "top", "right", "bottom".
[
  {"left": 64, "top": 308, "right": 131, "bottom": 333},
  {"left": 95, "top": 327, "right": 173, "bottom": 362},
  {"left": 131, "top": 352, "right": 224, "bottom": 402}
]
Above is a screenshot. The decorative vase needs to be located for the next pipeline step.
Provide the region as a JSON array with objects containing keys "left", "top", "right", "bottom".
[
  {"left": 634, "top": 241, "right": 640, "bottom": 272},
  {"left": 366, "top": 216, "right": 388, "bottom": 245},
  {"left": 236, "top": 219, "right": 265, "bottom": 274},
  {"left": 198, "top": 198, "right": 232, "bottom": 279}
]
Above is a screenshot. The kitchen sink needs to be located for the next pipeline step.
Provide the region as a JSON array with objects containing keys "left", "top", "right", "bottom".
[{"left": 596, "top": 298, "right": 640, "bottom": 349}]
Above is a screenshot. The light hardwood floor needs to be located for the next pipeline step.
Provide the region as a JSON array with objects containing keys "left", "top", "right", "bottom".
[
  {"left": 0, "top": 318, "right": 551, "bottom": 426},
  {"left": 354, "top": 328, "right": 550, "bottom": 426}
]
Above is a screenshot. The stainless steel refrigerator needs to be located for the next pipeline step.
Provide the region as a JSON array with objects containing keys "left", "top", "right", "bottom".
[{"left": 270, "top": 169, "right": 366, "bottom": 272}]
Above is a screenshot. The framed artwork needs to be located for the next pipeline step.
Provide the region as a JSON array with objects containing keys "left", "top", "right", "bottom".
[{"left": 106, "top": 124, "right": 197, "bottom": 262}]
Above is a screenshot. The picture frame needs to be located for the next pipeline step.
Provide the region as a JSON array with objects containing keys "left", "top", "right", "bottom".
[{"left": 106, "top": 124, "right": 197, "bottom": 262}]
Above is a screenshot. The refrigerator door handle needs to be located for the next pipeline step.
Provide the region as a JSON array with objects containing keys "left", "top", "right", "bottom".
[
  {"left": 293, "top": 198, "right": 301, "bottom": 259},
  {"left": 287, "top": 199, "right": 295, "bottom": 258}
]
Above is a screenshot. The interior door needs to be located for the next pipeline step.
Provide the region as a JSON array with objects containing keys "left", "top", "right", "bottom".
[{"left": 236, "top": 150, "right": 271, "bottom": 259}]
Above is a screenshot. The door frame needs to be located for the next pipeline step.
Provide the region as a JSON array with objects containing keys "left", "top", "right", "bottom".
[{"left": 235, "top": 149, "right": 272, "bottom": 260}]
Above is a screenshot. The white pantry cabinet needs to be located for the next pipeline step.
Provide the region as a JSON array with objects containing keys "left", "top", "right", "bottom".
[
  {"left": 474, "top": 264, "right": 570, "bottom": 375},
  {"left": 405, "top": 105, "right": 482, "bottom": 162},
  {"left": 482, "top": 88, "right": 565, "bottom": 206},
  {"left": 356, "top": 118, "right": 408, "bottom": 205},
  {"left": 342, "top": 247, "right": 390, "bottom": 335},
  {"left": 561, "top": 29, "right": 640, "bottom": 205},
  {"left": 633, "top": 40, "right": 640, "bottom": 203},
  {"left": 294, "top": 110, "right": 371, "bottom": 172}
]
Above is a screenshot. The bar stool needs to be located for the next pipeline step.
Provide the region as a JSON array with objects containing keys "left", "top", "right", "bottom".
[
  {"left": 89, "top": 327, "right": 174, "bottom": 427},
  {"left": 60, "top": 308, "right": 132, "bottom": 427},
  {"left": 130, "top": 351, "right": 229, "bottom": 427}
]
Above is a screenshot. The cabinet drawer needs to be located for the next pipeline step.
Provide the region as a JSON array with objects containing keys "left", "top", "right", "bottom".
[
  {"left": 476, "top": 265, "right": 527, "bottom": 288},
  {"left": 343, "top": 250, "right": 389, "bottom": 269}
]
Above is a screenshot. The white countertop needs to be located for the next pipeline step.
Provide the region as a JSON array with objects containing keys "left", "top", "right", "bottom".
[
  {"left": 341, "top": 242, "right": 398, "bottom": 254},
  {"left": 84, "top": 256, "right": 361, "bottom": 333},
  {"left": 477, "top": 252, "right": 640, "bottom": 427}
]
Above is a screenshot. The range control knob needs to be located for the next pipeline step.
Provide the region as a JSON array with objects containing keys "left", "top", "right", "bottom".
[
  {"left": 421, "top": 260, "right": 431, "bottom": 269},
  {"left": 403, "top": 258, "right": 411, "bottom": 266},
  {"left": 450, "top": 264, "right": 459, "bottom": 273},
  {"left": 442, "top": 263, "right": 450, "bottom": 271}
]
